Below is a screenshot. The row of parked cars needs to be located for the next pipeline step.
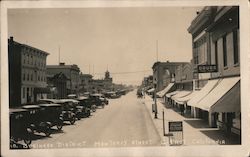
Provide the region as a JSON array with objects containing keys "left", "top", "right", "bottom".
[{"left": 9, "top": 94, "right": 109, "bottom": 149}]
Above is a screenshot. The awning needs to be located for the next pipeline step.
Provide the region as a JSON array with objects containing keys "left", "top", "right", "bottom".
[
  {"left": 147, "top": 88, "right": 155, "bottom": 93},
  {"left": 166, "top": 91, "right": 179, "bottom": 98},
  {"left": 156, "top": 83, "right": 175, "bottom": 97},
  {"left": 187, "top": 79, "right": 220, "bottom": 107},
  {"left": 171, "top": 91, "right": 192, "bottom": 101},
  {"left": 197, "top": 77, "right": 240, "bottom": 113},
  {"left": 175, "top": 91, "right": 199, "bottom": 105}
]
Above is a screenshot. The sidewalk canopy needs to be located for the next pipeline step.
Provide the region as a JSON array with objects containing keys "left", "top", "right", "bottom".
[
  {"left": 171, "top": 91, "right": 192, "bottom": 102},
  {"left": 156, "top": 83, "right": 175, "bottom": 98},
  {"left": 175, "top": 91, "right": 199, "bottom": 105},
  {"left": 196, "top": 77, "right": 240, "bottom": 113},
  {"left": 147, "top": 88, "right": 155, "bottom": 93},
  {"left": 166, "top": 91, "right": 179, "bottom": 98},
  {"left": 187, "top": 79, "right": 220, "bottom": 107}
]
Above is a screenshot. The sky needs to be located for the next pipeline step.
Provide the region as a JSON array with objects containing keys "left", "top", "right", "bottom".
[{"left": 8, "top": 7, "right": 202, "bottom": 85}]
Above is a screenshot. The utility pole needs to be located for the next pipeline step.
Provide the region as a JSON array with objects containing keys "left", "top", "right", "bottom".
[
  {"left": 154, "top": 40, "right": 158, "bottom": 119},
  {"left": 58, "top": 45, "right": 61, "bottom": 64}
]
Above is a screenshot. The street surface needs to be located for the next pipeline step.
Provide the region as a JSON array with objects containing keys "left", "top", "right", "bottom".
[{"left": 30, "top": 90, "right": 161, "bottom": 148}]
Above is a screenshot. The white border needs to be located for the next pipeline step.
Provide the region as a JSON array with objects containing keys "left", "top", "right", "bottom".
[{"left": 1, "top": 0, "right": 249, "bottom": 157}]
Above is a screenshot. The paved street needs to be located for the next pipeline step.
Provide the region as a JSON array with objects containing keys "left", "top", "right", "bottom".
[{"left": 30, "top": 90, "right": 161, "bottom": 148}]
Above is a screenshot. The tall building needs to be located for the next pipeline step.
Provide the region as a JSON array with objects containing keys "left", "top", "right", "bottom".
[
  {"left": 8, "top": 37, "right": 49, "bottom": 107},
  {"left": 152, "top": 61, "right": 189, "bottom": 92},
  {"left": 46, "top": 63, "right": 80, "bottom": 95}
]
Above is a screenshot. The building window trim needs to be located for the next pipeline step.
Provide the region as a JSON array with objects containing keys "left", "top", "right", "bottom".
[
  {"left": 233, "top": 29, "right": 239, "bottom": 65},
  {"left": 223, "top": 35, "right": 228, "bottom": 67}
]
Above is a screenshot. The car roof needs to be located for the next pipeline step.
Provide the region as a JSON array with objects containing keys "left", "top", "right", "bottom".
[
  {"left": 22, "top": 105, "right": 41, "bottom": 109},
  {"left": 9, "top": 108, "right": 28, "bottom": 113},
  {"left": 38, "top": 99, "right": 62, "bottom": 103},
  {"left": 59, "top": 99, "right": 79, "bottom": 103},
  {"left": 38, "top": 103, "right": 61, "bottom": 107},
  {"left": 77, "top": 96, "right": 88, "bottom": 100}
]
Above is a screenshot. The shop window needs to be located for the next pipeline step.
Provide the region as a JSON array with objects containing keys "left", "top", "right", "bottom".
[
  {"left": 223, "top": 35, "right": 228, "bottom": 67},
  {"left": 233, "top": 30, "right": 239, "bottom": 64}
]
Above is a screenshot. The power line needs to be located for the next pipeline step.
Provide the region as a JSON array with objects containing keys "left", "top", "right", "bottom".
[{"left": 93, "top": 70, "right": 152, "bottom": 75}]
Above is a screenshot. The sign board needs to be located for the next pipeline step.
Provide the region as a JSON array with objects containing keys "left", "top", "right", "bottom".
[
  {"left": 197, "top": 65, "right": 217, "bottom": 73},
  {"left": 169, "top": 121, "right": 183, "bottom": 132},
  {"left": 168, "top": 121, "right": 183, "bottom": 146}
]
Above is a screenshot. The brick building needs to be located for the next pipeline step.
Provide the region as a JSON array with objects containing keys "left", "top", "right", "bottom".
[{"left": 8, "top": 37, "right": 49, "bottom": 106}]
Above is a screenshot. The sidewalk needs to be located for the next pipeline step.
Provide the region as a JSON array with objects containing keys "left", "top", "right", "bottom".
[{"left": 143, "top": 94, "right": 237, "bottom": 146}]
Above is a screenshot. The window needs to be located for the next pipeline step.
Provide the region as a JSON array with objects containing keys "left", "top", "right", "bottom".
[
  {"left": 31, "top": 55, "right": 33, "bottom": 65},
  {"left": 27, "top": 73, "right": 29, "bottom": 81},
  {"left": 223, "top": 35, "right": 227, "bottom": 67},
  {"left": 214, "top": 41, "right": 218, "bottom": 65},
  {"left": 23, "top": 72, "right": 25, "bottom": 81},
  {"left": 27, "top": 55, "right": 29, "bottom": 64},
  {"left": 23, "top": 87, "right": 25, "bottom": 98},
  {"left": 233, "top": 30, "right": 239, "bottom": 64},
  {"left": 31, "top": 73, "right": 33, "bottom": 81}
]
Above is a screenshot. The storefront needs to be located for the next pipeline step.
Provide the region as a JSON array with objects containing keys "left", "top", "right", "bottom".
[
  {"left": 195, "top": 77, "right": 240, "bottom": 138},
  {"left": 156, "top": 83, "right": 175, "bottom": 101}
]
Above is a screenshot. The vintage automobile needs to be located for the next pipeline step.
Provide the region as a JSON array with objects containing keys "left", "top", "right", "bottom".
[
  {"left": 77, "top": 96, "right": 96, "bottom": 112},
  {"left": 77, "top": 96, "right": 92, "bottom": 117},
  {"left": 57, "top": 99, "right": 76, "bottom": 124},
  {"left": 22, "top": 105, "right": 52, "bottom": 137},
  {"left": 38, "top": 104, "right": 64, "bottom": 130},
  {"left": 10, "top": 108, "right": 33, "bottom": 148},
  {"left": 60, "top": 99, "right": 83, "bottom": 120},
  {"left": 89, "top": 94, "right": 105, "bottom": 108}
]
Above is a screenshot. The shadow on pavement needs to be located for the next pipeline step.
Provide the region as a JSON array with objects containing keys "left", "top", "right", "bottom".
[
  {"left": 200, "top": 129, "right": 240, "bottom": 145},
  {"left": 184, "top": 119, "right": 210, "bottom": 128}
]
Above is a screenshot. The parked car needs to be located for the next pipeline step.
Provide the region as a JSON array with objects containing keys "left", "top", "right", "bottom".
[
  {"left": 38, "top": 104, "right": 64, "bottom": 131},
  {"left": 10, "top": 108, "right": 33, "bottom": 148},
  {"left": 77, "top": 96, "right": 92, "bottom": 117},
  {"left": 89, "top": 94, "right": 105, "bottom": 108},
  {"left": 22, "top": 105, "right": 52, "bottom": 137},
  {"left": 60, "top": 99, "right": 83, "bottom": 120},
  {"left": 56, "top": 100, "right": 76, "bottom": 125},
  {"left": 78, "top": 96, "right": 97, "bottom": 112}
]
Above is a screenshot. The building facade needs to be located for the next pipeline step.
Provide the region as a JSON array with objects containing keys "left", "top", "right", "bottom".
[
  {"left": 152, "top": 61, "right": 189, "bottom": 92},
  {"left": 187, "top": 6, "right": 240, "bottom": 140},
  {"left": 90, "top": 71, "right": 113, "bottom": 93},
  {"left": 79, "top": 73, "right": 93, "bottom": 93},
  {"left": 46, "top": 63, "right": 80, "bottom": 95},
  {"left": 8, "top": 37, "right": 49, "bottom": 107},
  {"left": 47, "top": 72, "right": 68, "bottom": 99}
]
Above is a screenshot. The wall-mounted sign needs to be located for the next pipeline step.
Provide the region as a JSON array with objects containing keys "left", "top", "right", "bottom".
[{"left": 197, "top": 65, "right": 217, "bottom": 73}]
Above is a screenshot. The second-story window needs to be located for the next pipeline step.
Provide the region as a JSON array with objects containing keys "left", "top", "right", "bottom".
[
  {"left": 23, "top": 72, "right": 25, "bottom": 81},
  {"left": 27, "top": 54, "right": 29, "bottom": 64},
  {"left": 223, "top": 35, "right": 228, "bottom": 67},
  {"left": 233, "top": 30, "right": 239, "bottom": 64}
]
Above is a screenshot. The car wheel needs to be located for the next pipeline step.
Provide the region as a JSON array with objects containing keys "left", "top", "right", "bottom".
[
  {"left": 24, "top": 138, "right": 32, "bottom": 146},
  {"left": 70, "top": 118, "right": 75, "bottom": 125},
  {"left": 56, "top": 123, "right": 63, "bottom": 130},
  {"left": 45, "top": 126, "right": 51, "bottom": 137}
]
